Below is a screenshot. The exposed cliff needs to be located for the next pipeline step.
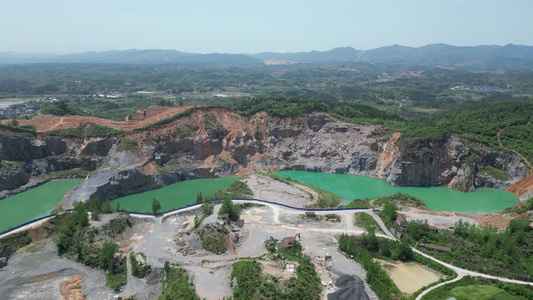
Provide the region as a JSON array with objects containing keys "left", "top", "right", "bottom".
[
  {"left": 0, "top": 131, "right": 108, "bottom": 199},
  {"left": 383, "top": 135, "right": 530, "bottom": 193},
  {"left": 1, "top": 107, "right": 531, "bottom": 208}
]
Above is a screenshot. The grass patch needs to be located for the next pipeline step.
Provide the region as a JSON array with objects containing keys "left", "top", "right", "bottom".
[
  {"left": 49, "top": 122, "right": 123, "bottom": 138},
  {"left": 449, "top": 284, "right": 521, "bottom": 299},
  {"left": 36, "top": 168, "right": 92, "bottom": 178},
  {"left": 231, "top": 250, "right": 322, "bottom": 299},
  {"left": 325, "top": 214, "right": 341, "bottom": 222},
  {"left": 479, "top": 165, "right": 511, "bottom": 181},
  {"left": 345, "top": 198, "right": 371, "bottom": 208},
  {"left": 101, "top": 214, "right": 133, "bottom": 238},
  {"left": 130, "top": 252, "right": 151, "bottom": 278},
  {"left": 159, "top": 261, "right": 200, "bottom": 299},
  {"left": 503, "top": 196, "right": 533, "bottom": 213},
  {"left": 198, "top": 224, "right": 228, "bottom": 254},
  {"left": 207, "top": 179, "right": 253, "bottom": 200},
  {"left": 374, "top": 193, "right": 426, "bottom": 208},
  {"left": 355, "top": 212, "right": 382, "bottom": 233},
  {"left": 0, "top": 230, "right": 32, "bottom": 259},
  {"left": 105, "top": 261, "right": 127, "bottom": 292},
  {"left": 422, "top": 276, "right": 533, "bottom": 300},
  {"left": 0, "top": 160, "right": 25, "bottom": 172},
  {"left": 116, "top": 139, "right": 139, "bottom": 152}
]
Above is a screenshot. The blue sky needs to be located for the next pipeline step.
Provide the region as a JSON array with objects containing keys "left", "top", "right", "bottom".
[{"left": 1, "top": 0, "right": 532, "bottom": 54}]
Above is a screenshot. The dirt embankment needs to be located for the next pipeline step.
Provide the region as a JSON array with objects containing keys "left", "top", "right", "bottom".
[
  {"left": 60, "top": 275, "right": 87, "bottom": 300},
  {"left": 10, "top": 105, "right": 201, "bottom": 132},
  {"left": 508, "top": 168, "right": 533, "bottom": 200}
]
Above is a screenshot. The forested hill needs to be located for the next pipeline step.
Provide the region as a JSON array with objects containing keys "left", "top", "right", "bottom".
[
  {"left": 0, "top": 50, "right": 262, "bottom": 65},
  {"left": 403, "top": 101, "right": 533, "bottom": 162},
  {"left": 230, "top": 98, "right": 404, "bottom": 124},
  {"left": 2, "top": 44, "right": 533, "bottom": 69},
  {"left": 252, "top": 44, "right": 533, "bottom": 69}
]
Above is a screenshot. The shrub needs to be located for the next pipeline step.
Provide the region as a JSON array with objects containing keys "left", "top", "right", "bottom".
[{"left": 130, "top": 252, "right": 152, "bottom": 278}]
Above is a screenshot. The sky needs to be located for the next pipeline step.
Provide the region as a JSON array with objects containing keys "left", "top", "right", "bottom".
[{"left": 1, "top": 0, "right": 532, "bottom": 54}]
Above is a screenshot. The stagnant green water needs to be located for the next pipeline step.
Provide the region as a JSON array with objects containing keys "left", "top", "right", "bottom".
[
  {"left": 276, "top": 171, "right": 520, "bottom": 213},
  {"left": 0, "top": 179, "right": 83, "bottom": 232},
  {"left": 110, "top": 177, "right": 239, "bottom": 213}
]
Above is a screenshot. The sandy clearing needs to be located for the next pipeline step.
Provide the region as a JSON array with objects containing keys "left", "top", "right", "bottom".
[
  {"left": 245, "top": 174, "right": 314, "bottom": 207},
  {"left": 240, "top": 214, "right": 261, "bottom": 222}
]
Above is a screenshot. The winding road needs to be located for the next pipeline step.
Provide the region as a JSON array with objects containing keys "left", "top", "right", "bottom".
[
  {"left": 3, "top": 198, "right": 532, "bottom": 299},
  {"left": 159, "top": 198, "right": 533, "bottom": 297}
]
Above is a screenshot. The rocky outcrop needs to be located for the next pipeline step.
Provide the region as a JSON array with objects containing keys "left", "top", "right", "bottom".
[
  {"left": 0, "top": 133, "right": 106, "bottom": 194},
  {"left": 0, "top": 134, "right": 66, "bottom": 161},
  {"left": 269, "top": 113, "right": 383, "bottom": 177},
  {"left": 81, "top": 138, "right": 115, "bottom": 156},
  {"left": 0, "top": 161, "right": 30, "bottom": 190},
  {"left": 64, "top": 110, "right": 531, "bottom": 205},
  {"left": 29, "top": 156, "right": 103, "bottom": 176},
  {"left": 3, "top": 109, "right": 531, "bottom": 206},
  {"left": 381, "top": 135, "right": 530, "bottom": 191},
  {"left": 62, "top": 163, "right": 238, "bottom": 208}
]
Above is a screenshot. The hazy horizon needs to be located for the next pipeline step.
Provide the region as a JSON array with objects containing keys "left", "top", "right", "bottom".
[
  {"left": 1, "top": 0, "right": 532, "bottom": 54},
  {"left": 3, "top": 42, "right": 533, "bottom": 56}
]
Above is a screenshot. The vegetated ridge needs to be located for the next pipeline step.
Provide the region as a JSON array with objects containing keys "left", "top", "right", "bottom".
[{"left": 2, "top": 44, "right": 533, "bottom": 69}]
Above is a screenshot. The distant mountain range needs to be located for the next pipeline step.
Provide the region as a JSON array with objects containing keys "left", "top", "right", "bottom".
[{"left": 1, "top": 44, "right": 533, "bottom": 68}]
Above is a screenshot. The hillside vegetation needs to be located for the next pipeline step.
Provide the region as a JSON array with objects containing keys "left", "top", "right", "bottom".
[
  {"left": 41, "top": 101, "right": 83, "bottom": 116},
  {"left": 231, "top": 97, "right": 405, "bottom": 125},
  {"left": 402, "top": 101, "right": 533, "bottom": 161}
]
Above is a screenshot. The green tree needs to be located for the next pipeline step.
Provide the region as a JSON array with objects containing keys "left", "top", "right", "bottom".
[
  {"left": 116, "top": 201, "right": 120, "bottom": 212},
  {"left": 379, "top": 202, "right": 397, "bottom": 223},
  {"left": 73, "top": 201, "right": 89, "bottom": 227},
  {"left": 195, "top": 192, "right": 203, "bottom": 203},
  {"left": 102, "top": 200, "right": 112, "bottom": 213},
  {"left": 55, "top": 225, "right": 74, "bottom": 254},
  {"left": 99, "top": 241, "right": 118, "bottom": 271},
  {"left": 201, "top": 202, "right": 214, "bottom": 216},
  {"left": 10, "top": 119, "right": 19, "bottom": 127},
  {"left": 396, "top": 239, "right": 413, "bottom": 261},
  {"left": 152, "top": 198, "right": 161, "bottom": 215},
  {"left": 89, "top": 196, "right": 101, "bottom": 221},
  {"left": 367, "top": 228, "right": 379, "bottom": 253},
  {"left": 220, "top": 197, "right": 239, "bottom": 221}
]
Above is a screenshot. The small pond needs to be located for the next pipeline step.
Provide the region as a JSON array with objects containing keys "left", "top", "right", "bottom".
[{"left": 387, "top": 261, "right": 443, "bottom": 294}]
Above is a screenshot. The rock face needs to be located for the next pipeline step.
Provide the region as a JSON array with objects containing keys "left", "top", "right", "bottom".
[
  {"left": 1, "top": 108, "right": 531, "bottom": 206},
  {"left": 0, "top": 133, "right": 106, "bottom": 199},
  {"left": 383, "top": 135, "right": 530, "bottom": 192},
  {"left": 0, "top": 162, "right": 30, "bottom": 190},
  {"left": 0, "top": 134, "right": 66, "bottom": 161}
]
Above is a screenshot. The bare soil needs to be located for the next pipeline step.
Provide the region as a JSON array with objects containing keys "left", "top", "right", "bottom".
[
  {"left": 60, "top": 275, "right": 87, "bottom": 300},
  {"left": 28, "top": 223, "right": 48, "bottom": 243},
  {"left": 8, "top": 105, "right": 200, "bottom": 132}
]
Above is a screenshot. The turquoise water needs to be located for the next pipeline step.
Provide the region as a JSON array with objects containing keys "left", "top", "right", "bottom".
[
  {"left": 0, "top": 179, "right": 83, "bottom": 232},
  {"left": 110, "top": 177, "right": 239, "bottom": 213},
  {"left": 276, "top": 171, "right": 519, "bottom": 213},
  {"left": 0, "top": 171, "right": 519, "bottom": 231}
]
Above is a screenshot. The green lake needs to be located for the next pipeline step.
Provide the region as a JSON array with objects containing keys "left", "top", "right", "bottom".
[
  {"left": 0, "top": 179, "right": 84, "bottom": 232},
  {"left": 110, "top": 177, "right": 239, "bottom": 213},
  {"left": 0, "top": 170, "right": 520, "bottom": 231},
  {"left": 276, "top": 171, "right": 520, "bottom": 213}
]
